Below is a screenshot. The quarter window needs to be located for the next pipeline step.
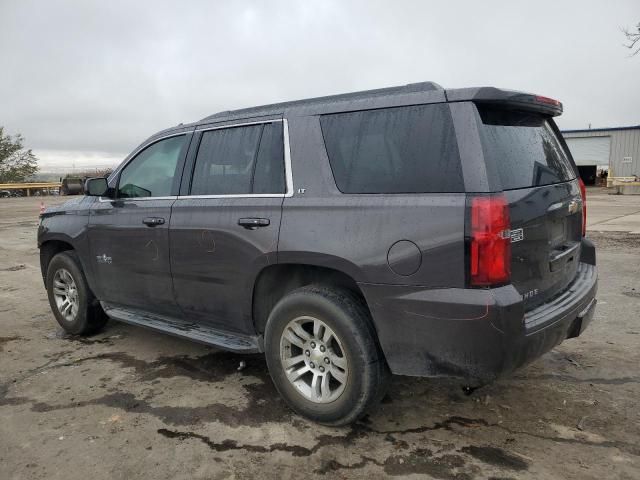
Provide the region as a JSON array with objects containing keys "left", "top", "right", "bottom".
[
  {"left": 117, "top": 135, "right": 186, "bottom": 198},
  {"left": 320, "top": 104, "right": 463, "bottom": 194},
  {"left": 190, "top": 122, "right": 285, "bottom": 195}
]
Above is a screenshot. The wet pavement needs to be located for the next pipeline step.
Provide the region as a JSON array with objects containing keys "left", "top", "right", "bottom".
[{"left": 1, "top": 196, "right": 639, "bottom": 479}]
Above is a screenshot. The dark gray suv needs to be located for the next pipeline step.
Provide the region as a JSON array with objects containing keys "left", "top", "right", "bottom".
[{"left": 38, "top": 82, "right": 598, "bottom": 425}]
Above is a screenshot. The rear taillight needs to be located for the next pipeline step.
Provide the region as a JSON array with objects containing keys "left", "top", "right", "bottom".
[
  {"left": 578, "top": 178, "right": 587, "bottom": 236},
  {"left": 469, "top": 195, "right": 511, "bottom": 287}
]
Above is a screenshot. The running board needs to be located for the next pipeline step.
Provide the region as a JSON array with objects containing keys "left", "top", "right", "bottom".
[{"left": 102, "top": 304, "right": 262, "bottom": 353}]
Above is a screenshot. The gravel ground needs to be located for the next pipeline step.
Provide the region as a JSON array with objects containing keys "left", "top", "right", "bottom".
[{"left": 1, "top": 196, "right": 639, "bottom": 480}]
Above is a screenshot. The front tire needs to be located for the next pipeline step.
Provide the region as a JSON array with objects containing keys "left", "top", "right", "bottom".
[
  {"left": 264, "top": 285, "right": 389, "bottom": 426},
  {"left": 46, "top": 251, "right": 107, "bottom": 335}
]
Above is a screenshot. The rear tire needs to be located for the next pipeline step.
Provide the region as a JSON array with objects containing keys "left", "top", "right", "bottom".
[
  {"left": 46, "top": 251, "right": 108, "bottom": 335},
  {"left": 264, "top": 285, "right": 390, "bottom": 426}
]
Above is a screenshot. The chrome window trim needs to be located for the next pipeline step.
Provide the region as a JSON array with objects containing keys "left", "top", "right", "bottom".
[
  {"left": 194, "top": 119, "right": 282, "bottom": 133},
  {"left": 97, "top": 196, "right": 178, "bottom": 203},
  {"left": 178, "top": 118, "right": 293, "bottom": 200},
  {"left": 100, "top": 118, "right": 293, "bottom": 202},
  {"left": 282, "top": 118, "right": 294, "bottom": 197},
  {"left": 182, "top": 194, "right": 286, "bottom": 199}
]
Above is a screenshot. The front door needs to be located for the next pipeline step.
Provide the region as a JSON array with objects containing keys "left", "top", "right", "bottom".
[
  {"left": 170, "top": 120, "right": 288, "bottom": 334},
  {"left": 88, "top": 133, "right": 190, "bottom": 316}
]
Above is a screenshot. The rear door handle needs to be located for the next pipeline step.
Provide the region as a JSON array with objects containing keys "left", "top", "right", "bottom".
[
  {"left": 238, "top": 218, "right": 270, "bottom": 229},
  {"left": 143, "top": 217, "right": 165, "bottom": 227}
]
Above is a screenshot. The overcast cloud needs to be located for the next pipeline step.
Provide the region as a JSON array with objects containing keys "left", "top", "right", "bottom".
[{"left": 1, "top": 0, "right": 638, "bottom": 170}]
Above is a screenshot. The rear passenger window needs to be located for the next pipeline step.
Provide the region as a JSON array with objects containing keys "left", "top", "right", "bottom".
[
  {"left": 190, "top": 122, "right": 286, "bottom": 195},
  {"left": 320, "top": 104, "right": 463, "bottom": 194},
  {"left": 191, "top": 125, "right": 262, "bottom": 195},
  {"left": 253, "top": 123, "right": 285, "bottom": 194}
]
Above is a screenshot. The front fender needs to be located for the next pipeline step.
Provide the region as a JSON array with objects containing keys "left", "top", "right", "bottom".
[{"left": 38, "top": 207, "right": 93, "bottom": 292}]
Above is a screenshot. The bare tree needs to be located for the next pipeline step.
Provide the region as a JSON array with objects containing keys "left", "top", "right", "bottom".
[{"left": 622, "top": 22, "right": 640, "bottom": 56}]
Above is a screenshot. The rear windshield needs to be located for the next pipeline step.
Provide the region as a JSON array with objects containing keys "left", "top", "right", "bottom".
[
  {"left": 476, "top": 106, "right": 576, "bottom": 190},
  {"left": 320, "top": 104, "right": 463, "bottom": 194}
]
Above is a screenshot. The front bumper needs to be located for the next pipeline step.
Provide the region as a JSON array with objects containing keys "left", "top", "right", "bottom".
[{"left": 360, "top": 240, "right": 598, "bottom": 383}]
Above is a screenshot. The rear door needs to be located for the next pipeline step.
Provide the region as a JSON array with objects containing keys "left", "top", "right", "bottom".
[
  {"left": 475, "top": 106, "right": 582, "bottom": 310},
  {"left": 169, "top": 120, "right": 289, "bottom": 334}
]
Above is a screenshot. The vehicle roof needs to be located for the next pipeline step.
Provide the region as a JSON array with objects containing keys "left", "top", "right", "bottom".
[
  {"left": 111, "top": 81, "right": 561, "bottom": 185},
  {"left": 147, "top": 81, "right": 448, "bottom": 141},
  {"left": 200, "top": 81, "right": 446, "bottom": 122},
  {"left": 145, "top": 82, "right": 560, "bottom": 144}
]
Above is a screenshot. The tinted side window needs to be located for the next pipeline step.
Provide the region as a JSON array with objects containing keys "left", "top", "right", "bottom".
[
  {"left": 253, "top": 122, "right": 285, "bottom": 194},
  {"left": 476, "top": 106, "right": 576, "bottom": 190},
  {"left": 118, "top": 135, "right": 185, "bottom": 198},
  {"left": 320, "top": 104, "right": 463, "bottom": 194},
  {"left": 191, "top": 125, "right": 262, "bottom": 195},
  {"left": 191, "top": 123, "right": 285, "bottom": 195}
]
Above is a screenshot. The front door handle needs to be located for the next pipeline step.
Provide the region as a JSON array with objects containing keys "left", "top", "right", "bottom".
[
  {"left": 143, "top": 217, "right": 165, "bottom": 227},
  {"left": 238, "top": 218, "right": 270, "bottom": 229}
]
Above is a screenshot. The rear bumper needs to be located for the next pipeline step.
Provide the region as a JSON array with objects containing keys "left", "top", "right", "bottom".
[{"left": 360, "top": 240, "right": 598, "bottom": 383}]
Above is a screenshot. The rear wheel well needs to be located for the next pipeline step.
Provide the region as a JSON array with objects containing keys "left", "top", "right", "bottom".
[
  {"left": 252, "top": 264, "right": 371, "bottom": 335},
  {"left": 40, "top": 240, "right": 74, "bottom": 282}
]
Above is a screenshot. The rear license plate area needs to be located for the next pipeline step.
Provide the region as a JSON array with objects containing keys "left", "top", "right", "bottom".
[{"left": 549, "top": 217, "right": 567, "bottom": 246}]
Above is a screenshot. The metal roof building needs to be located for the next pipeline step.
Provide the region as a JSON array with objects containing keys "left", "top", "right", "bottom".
[{"left": 562, "top": 125, "right": 640, "bottom": 180}]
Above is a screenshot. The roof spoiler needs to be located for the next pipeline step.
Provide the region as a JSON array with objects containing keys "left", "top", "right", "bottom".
[{"left": 446, "top": 87, "right": 563, "bottom": 117}]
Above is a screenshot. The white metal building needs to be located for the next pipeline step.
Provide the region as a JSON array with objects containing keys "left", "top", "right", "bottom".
[{"left": 562, "top": 125, "right": 640, "bottom": 185}]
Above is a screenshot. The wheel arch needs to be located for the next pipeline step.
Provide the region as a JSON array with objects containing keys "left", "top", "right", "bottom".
[
  {"left": 251, "top": 263, "right": 373, "bottom": 337},
  {"left": 39, "top": 239, "right": 75, "bottom": 285}
]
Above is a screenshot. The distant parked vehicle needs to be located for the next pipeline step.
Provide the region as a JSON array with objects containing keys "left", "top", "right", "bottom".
[
  {"left": 60, "top": 177, "right": 85, "bottom": 195},
  {"left": 0, "top": 189, "right": 22, "bottom": 198}
]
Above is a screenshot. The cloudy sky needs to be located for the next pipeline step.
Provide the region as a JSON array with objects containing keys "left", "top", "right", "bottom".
[{"left": 1, "top": 0, "right": 638, "bottom": 171}]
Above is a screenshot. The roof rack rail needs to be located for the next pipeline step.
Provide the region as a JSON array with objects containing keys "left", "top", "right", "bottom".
[
  {"left": 403, "top": 81, "right": 444, "bottom": 92},
  {"left": 201, "top": 81, "right": 444, "bottom": 121}
]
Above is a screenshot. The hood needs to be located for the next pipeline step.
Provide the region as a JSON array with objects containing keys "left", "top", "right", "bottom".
[{"left": 40, "top": 196, "right": 94, "bottom": 218}]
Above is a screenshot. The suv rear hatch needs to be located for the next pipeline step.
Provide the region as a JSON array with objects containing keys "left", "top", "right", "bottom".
[{"left": 475, "top": 105, "right": 583, "bottom": 310}]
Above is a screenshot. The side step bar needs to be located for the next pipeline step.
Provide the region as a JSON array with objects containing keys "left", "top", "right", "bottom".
[{"left": 102, "top": 304, "right": 262, "bottom": 353}]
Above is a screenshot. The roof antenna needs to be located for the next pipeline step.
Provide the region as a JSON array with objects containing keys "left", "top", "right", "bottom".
[{"left": 588, "top": 123, "right": 591, "bottom": 129}]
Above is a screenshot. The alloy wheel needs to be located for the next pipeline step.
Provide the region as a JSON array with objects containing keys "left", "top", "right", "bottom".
[
  {"left": 52, "top": 268, "right": 79, "bottom": 322},
  {"left": 279, "top": 316, "right": 349, "bottom": 403}
]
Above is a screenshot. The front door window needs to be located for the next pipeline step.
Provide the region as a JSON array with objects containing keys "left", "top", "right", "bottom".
[{"left": 118, "top": 135, "right": 186, "bottom": 198}]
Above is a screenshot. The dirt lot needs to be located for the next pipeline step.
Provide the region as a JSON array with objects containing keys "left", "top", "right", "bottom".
[{"left": 1, "top": 193, "right": 639, "bottom": 480}]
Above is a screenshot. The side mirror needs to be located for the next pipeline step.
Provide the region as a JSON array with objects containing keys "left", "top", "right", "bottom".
[{"left": 85, "top": 177, "right": 110, "bottom": 197}]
